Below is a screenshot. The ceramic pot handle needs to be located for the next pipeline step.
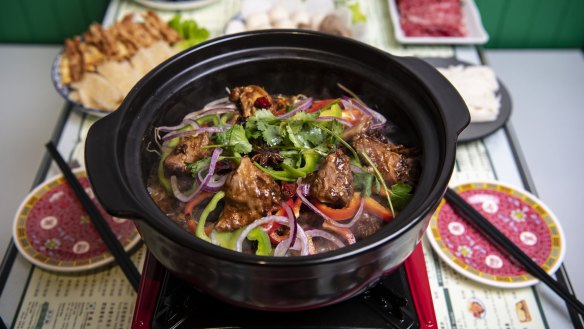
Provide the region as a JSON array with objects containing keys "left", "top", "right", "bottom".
[
  {"left": 85, "top": 111, "right": 143, "bottom": 219},
  {"left": 394, "top": 56, "right": 470, "bottom": 137}
]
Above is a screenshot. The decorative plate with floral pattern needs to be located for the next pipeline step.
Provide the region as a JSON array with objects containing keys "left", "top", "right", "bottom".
[
  {"left": 427, "top": 181, "right": 565, "bottom": 288},
  {"left": 13, "top": 168, "right": 141, "bottom": 272}
]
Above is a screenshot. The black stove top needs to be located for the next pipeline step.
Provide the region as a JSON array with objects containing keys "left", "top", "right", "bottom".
[
  {"left": 132, "top": 246, "right": 435, "bottom": 329},
  {"left": 151, "top": 266, "right": 418, "bottom": 329}
]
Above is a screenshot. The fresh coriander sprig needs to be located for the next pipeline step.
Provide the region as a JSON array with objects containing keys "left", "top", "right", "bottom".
[
  {"left": 360, "top": 151, "right": 395, "bottom": 217},
  {"left": 312, "top": 122, "right": 362, "bottom": 166}
]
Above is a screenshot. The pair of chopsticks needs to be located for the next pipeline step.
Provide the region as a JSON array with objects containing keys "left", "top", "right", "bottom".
[
  {"left": 444, "top": 187, "right": 584, "bottom": 316},
  {"left": 45, "top": 142, "right": 141, "bottom": 292}
]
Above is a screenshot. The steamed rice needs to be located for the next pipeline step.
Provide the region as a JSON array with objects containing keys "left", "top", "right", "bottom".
[{"left": 438, "top": 65, "right": 500, "bottom": 123}]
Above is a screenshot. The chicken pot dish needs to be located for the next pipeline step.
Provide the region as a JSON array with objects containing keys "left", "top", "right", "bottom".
[{"left": 148, "top": 84, "right": 420, "bottom": 256}]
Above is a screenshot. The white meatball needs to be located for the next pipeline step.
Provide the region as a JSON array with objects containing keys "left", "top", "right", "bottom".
[
  {"left": 273, "top": 19, "right": 296, "bottom": 29},
  {"left": 290, "top": 10, "right": 310, "bottom": 27},
  {"left": 246, "top": 12, "right": 271, "bottom": 30},
  {"left": 225, "top": 20, "right": 246, "bottom": 34},
  {"left": 310, "top": 14, "right": 326, "bottom": 31},
  {"left": 268, "top": 5, "right": 290, "bottom": 24}
]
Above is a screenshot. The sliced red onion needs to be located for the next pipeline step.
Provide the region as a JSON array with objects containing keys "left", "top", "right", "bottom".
[
  {"left": 201, "top": 174, "right": 228, "bottom": 192},
  {"left": 234, "top": 215, "right": 289, "bottom": 252},
  {"left": 296, "top": 184, "right": 333, "bottom": 222},
  {"left": 341, "top": 96, "right": 386, "bottom": 125},
  {"left": 370, "top": 123, "right": 385, "bottom": 130},
  {"left": 316, "top": 116, "right": 353, "bottom": 127},
  {"left": 273, "top": 235, "right": 289, "bottom": 256},
  {"left": 276, "top": 97, "right": 313, "bottom": 119},
  {"left": 305, "top": 229, "right": 345, "bottom": 248},
  {"left": 273, "top": 202, "right": 298, "bottom": 256},
  {"left": 275, "top": 224, "right": 309, "bottom": 256},
  {"left": 339, "top": 97, "right": 352, "bottom": 112},
  {"left": 172, "top": 148, "right": 223, "bottom": 203},
  {"left": 170, "top": 176, "right": 198, "bottom": 203},
  {"left": 286, "top": 225, "right": 309, "bottom": 256},
  {"left": 162, "top": 126, "right": 226, "bottom": 142},
  {"left": 197, "top": 165, "right": 228, "bottom": 192},
  {"left": 298, "top": 182, "right": 311, "bottom": 196},
  {"left": 183, "top": 108, "right": 237, "bottom": 122},
  {"left": 156, "top": 122, "right": 199, "bottom": 146},
  {"left": 203, "top": 96, "right": 232, "bottom": 109},
  {"left": 156, "top": 120, "right": 199, "bottom": 134},
  {"left": 156, "top": 98, "right": 235, "bottom": 139}
]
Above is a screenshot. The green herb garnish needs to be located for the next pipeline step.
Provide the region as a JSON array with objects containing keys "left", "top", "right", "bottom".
[
  {"left": 168, "top": 15, "right": 210, "bottom": 50},
  {"left": 389, "top": 183, "right": 413, "bottom": 211},
  {"left": 360, "top": 151, "right": 394, "bottom": 217},
  {"left": 216, "top": 124, "right": 253, "bottom": 155}
]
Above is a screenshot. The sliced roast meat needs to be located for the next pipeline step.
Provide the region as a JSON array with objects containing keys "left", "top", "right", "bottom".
[
  {"left": 163, "top": 132, "right": 212, "bottom": 175},
  {"left": 352, "top": 134, "right": 419, "bottom": 186},
  {"left": 216, "top": 157, "right": 281, "bottom": 231},
  {"left": 229, "top": 85, "right": 273, "bottom": 118},
  {"left": 310, "top": 149, "right": 354, "bottom": 208}
]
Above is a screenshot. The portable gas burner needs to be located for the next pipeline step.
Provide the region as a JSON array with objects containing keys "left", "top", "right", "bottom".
[{"left": 131, "top": 244, "right": 436, "bottom": 329}]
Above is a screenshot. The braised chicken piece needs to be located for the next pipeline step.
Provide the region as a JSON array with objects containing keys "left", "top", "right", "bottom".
[
  {"left": 229, "top": 85, "right": 273, "bottom": 118},
  {"left": 163, "top": 132, "right": 212, "bottom": 175},
  {"left": 84, "top": 23, "right": 117, "bottom": 58},
  {"left": 63, "top": 37, "right": 84, "bottom": 83},
  {"left": 216, "top": 157, "right": 281, "bottom": 231},
  {"left": 352, "top": 134, "right": 419, "bottom": 186},
  {"left": 310, "top": 149, "right": 354, "bottom": 208},
  {"left": 143, "top": 10, "right": 180, "bottom": 44}
]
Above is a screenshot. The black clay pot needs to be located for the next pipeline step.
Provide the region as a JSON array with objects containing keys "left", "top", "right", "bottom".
[{"left": 85, "top": 30, "right": 469, "bottom": 311}]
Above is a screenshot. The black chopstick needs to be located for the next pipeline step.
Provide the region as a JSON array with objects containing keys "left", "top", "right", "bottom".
[
  {"left": 45, "top": 142, "right": 141, "bottom": 292},
  {"left": 444, "top": 188, "right": 584, "bottom": 316}
]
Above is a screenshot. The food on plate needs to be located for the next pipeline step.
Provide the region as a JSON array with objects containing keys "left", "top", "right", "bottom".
[
  {"left": 468, "top": 298, "right": 486, "bottom": 318},
  {"left": 515, "top": 300, "right": 532, "bottom": 323},
  {"left": 59, "top": 12, "right": 209, "bottom": 112},
  {"left": 437, "top": 65, "right": 500, "bottom": 122},
  {"left": 397, "top": 0, "right": 466, "bottom": 37},
  {"left": 147, "top": 84, "right": 420, "bottom": 256},
  {"left": 225, "top": 0, "right": 367, "bottom": 39}
]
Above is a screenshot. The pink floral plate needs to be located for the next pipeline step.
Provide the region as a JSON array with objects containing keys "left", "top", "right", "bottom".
[
  {"left": 427, "top": 181, "right": 565, "bottom": 288},
  {"left": 13, "top": 168, "right": 141, "bottom": 272}
]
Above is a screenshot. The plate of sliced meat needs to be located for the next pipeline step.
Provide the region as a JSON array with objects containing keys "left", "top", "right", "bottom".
[
  {"left": 52, "top": 11, "right": 209, "bottom": 116},
  {"left": 388, "top": 0, "right": 489, "bottom": 45}
]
